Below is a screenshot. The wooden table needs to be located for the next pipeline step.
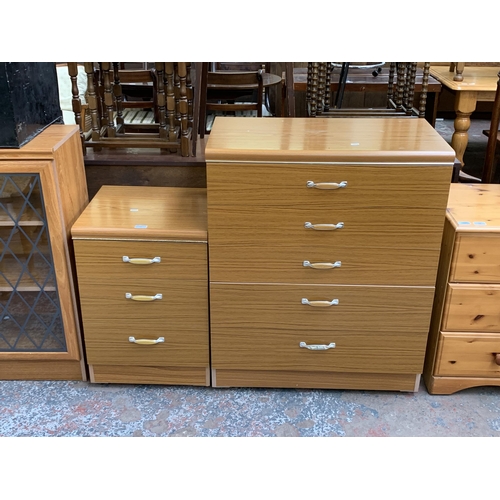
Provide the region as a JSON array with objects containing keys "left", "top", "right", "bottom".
[
  {"left": 293, "top": 67, "right": 442, "bottom": 125},
  {"left": 430, "top": 66, "right": 499, "bottom": 168}
]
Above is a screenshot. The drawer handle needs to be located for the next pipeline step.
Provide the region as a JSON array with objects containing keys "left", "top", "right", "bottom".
[
  {"left": 299, "top": 341, "right": 336, "bottom": 350},
  {"left": 306, "top": 180, "right": 347, "bottom": 190},
  {"left": 304, "top": 222, "right": 344, "bottom": 230},
  {"left": 495, "top": 353, "right": 500, "bottom": 366},
  {"left": 129, "top": 336, "right": 165, "bottom": 345},
  {"left": 303, "top": 260, "right": 341, "bottom": 269},
  {"left": 125, "top": 293, "right": 163, "bottom": 301},
  {"left": 301, "top": 298, "right": 339, "bottom": 307},
  {"left": 123, "top": 256, "right": 161, "bottom": 265}
]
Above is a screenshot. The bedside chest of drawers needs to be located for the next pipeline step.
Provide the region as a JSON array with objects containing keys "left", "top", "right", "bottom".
[
  {"left": 71, "top": 186, "right": 209, "bottom": 385},
  {"left": 424, "top": 183, "right": 500, "bottom": 394},
  {"left": 205, "top": 117, "right": 455, "bottom": 391}
]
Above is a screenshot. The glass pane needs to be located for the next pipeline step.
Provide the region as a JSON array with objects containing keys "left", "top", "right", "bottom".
[{"left": 0, "top": 174, "right": 67, "bottom": 353}]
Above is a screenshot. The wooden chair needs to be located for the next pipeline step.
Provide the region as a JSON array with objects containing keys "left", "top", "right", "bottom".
[
  {"left": 306, "top": 62, "right": 430, "bottom": 118},
  {"left": 482, "top": 71, "right": 500, "bottom": 183},
  {"left": 69, "top": 62, "right": 196, "bottom": 157},
  {"left": 199, "top": 64, "right": 264, "bottom": 137}
]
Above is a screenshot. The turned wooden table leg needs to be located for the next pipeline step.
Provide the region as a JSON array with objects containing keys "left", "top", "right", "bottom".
[{"left": 451, "top": 91, "right": 477, "bottom": 168}]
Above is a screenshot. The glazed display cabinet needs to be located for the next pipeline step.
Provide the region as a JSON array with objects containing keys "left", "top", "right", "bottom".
[{"left": 0, "top": 125, "right": 88, "bottom": 380}]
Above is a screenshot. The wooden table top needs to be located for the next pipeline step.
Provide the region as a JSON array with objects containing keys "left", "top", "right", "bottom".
[
  {"left": 430, "top": 66, "right": 500, "bottom": 92},
  {"left": 447, "top": 183, "right": 500, "bottom": 232},
  {"left": 205, "top": 116, "right": 455, "bottom": 164},
  {"left": 71, "top": 185, "right": 207, "bottom": 241},
  {"left": 293, "top": 67, "right": 442, "bottom": 92}
]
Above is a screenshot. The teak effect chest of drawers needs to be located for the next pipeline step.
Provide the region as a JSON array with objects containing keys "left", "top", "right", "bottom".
[
  {"left": 424, "top": 184, "right": 500, "bottom": 394},
  {"left": 205, "top": 117, "right": 455, "bottom": 391},
  {"left": 71, "top": 186, "right": 209, "bottom": 385}
]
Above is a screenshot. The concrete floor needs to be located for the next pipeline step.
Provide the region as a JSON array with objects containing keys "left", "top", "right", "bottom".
[{"left": 1, "top": 115, "right": 499, "bottom": 438}]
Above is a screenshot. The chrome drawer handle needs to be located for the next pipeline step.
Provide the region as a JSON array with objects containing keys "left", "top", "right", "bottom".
[
  {"left": 125, "top": 293, "right": 163, "bottom": 301},
  {"left": 306, "top": 180, "right": 347, "bottom": 190},
  {"left": 303, "top": 260, "right": 341, "bottom": 269},
  {"left": 129, "top": 336, "right": 165, "bottom": 345},
  {"left": 301, "top": 298, "right": 339, "bottom": 307},
  {"left": 123, "top": 256, "right": 161, "bottom": 264},
  {"left": 299, "top": 341, "right": 336, "bottom": 350},
  {"left": 304, "top": 222, "right": 344, "bottom": 230}
]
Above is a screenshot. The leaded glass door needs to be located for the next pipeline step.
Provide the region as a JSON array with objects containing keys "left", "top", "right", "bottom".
[{"left": 0, "top": 173, "right": 67, "bottom": 352}]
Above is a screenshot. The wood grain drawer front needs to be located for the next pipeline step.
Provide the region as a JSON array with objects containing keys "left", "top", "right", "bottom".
[
  {"left": 209, "top": 242, "right": 440, "bottom": 286},
  {"left": 207, "top": 163, "right": 450, "bottom": 250},
  {"left": 73, "top": 239, "right": 207, "bottom": 284},
  {"left": 78, "top": 281, "right": 209, "bottom": 367},
  {"left": 450, "top": 234, "right": 500, "bottom": 283},
  {"left": 442, "top": 284, "right": 500, "bottom": 332},
  {"left": 210, "top": 284, "right": 434, "bottom": 374},
  {"left": 435, "top": 332, "right": 500, "bottom": 377}
]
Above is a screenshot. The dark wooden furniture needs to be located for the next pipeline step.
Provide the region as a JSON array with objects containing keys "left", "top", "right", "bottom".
[
  {"left": 482, "top": 71, "right": 500, "bottom": 183},
  {"left": 304, "top": 62, "right": 431, "bottom": 120},
  {"left": 199, "top": 64, "right": 264, "bottom": 137},
  {"left": 68, "top": 63, "right": 198, "bottom": 157}
]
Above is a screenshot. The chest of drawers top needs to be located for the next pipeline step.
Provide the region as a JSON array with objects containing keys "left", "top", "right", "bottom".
[
  {"left": 446, "top": 183, "right": 500, "bottom": 233},
  {"left": 71, "top": 185, "right": 207, "bottom": 242},
  {"left": 205, "top": 117, "right": 455, "bottom": 164}
]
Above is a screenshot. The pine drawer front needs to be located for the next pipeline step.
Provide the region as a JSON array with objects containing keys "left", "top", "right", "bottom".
[
  {"left": 442, "top": 284, "right": 500, "bottom": 332},
  {"left": 435, "top": 332, "right": 500, "bottom": 377},
  {"left": 73, "top": 239, "right": 207, "bottom": 284},
  {"left": 78, "top": 279, "right": 208, "bottom": 365},
  {"left": 450, "top": 234, "right": 500, "bottom": 283},
  {"left": 208, "top": 242, "right": 440, "bottom": 286},
  {"left": 210, "top": 284, "right": 434, "bottom": 373}
]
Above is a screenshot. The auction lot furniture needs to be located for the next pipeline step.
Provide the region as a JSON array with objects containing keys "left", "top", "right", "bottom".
[
  {"left": 205, "top": 117, "right": 455, "bottom": 391},
  {"left": 424, "top": 184, "right": 500, "bottom": 394},
  {"left": 0, "top": 125, "right": 88, "bottom": 380},
  {"left": 430, "top": 66, "right": 499, "bottom": 170},
  {"left": 71, "top": 186, "right": 209, "bottom": 385}
]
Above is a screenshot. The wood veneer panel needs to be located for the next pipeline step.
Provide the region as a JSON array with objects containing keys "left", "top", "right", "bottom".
[
  {"left": 210, "top": 284, "right": 434, "bottom": 374},
  {"left": 0, "top": 360, "right": 84, "bottom": 380},
  {"left": 90, "top": 365, "right": 209, "bottom": 385},
  {"left": 207, "top": 163, "right": 451, "bottom": 252},
  {"left": 71, "top": 185, "right": 207, "bottom": 241},
  {"left": 213, "top": 369, "right": 419, "bottom": 391},
  {"left": 205, "top": 117, "right": 455, "bottom": 164},
  {"left": 73, "top": 240, "right": 207, "bottom": 283}
]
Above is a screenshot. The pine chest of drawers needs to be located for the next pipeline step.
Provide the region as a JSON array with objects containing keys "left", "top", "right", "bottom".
[
  {"left": 71, "top": 186, "right": 209, "bottom": 385},
  {"left": 424, "top": 183, "right": 500, "bottom": 394},
  {"left": 205, "top": 117, "right": 455, "bottom": 391}
]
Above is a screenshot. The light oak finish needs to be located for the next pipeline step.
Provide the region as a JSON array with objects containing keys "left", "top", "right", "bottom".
[
  {"left": 206, "top": 117, "right": 454, "bottom": 391},
  {"left": 71, "top": 185, "right": 207, "bottom": 241},
  {"left": 424, "top": 184, "right": 500, "bottom": 394},
  {"left": 72, "top": 186, "right": 209, "bottom": 385},
  {"left": 430, "top": 66, "right": 499, "bottom": 168},
  {"left": 90, "top": 365, "right": 209, "bottom": 385},
  {"left": 0, "top": 126, "right": 88, "bottom": 380},
  {"left": 213, "top": 369, "right": 420, "bottom": 391},
  {"left": 210, "top": 284, "right": 434, "bottom": 374}
]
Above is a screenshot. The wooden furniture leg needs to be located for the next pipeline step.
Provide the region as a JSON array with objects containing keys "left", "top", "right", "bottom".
[{"left": 451, "top": 91, "right": 478, "bottom": 167}]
